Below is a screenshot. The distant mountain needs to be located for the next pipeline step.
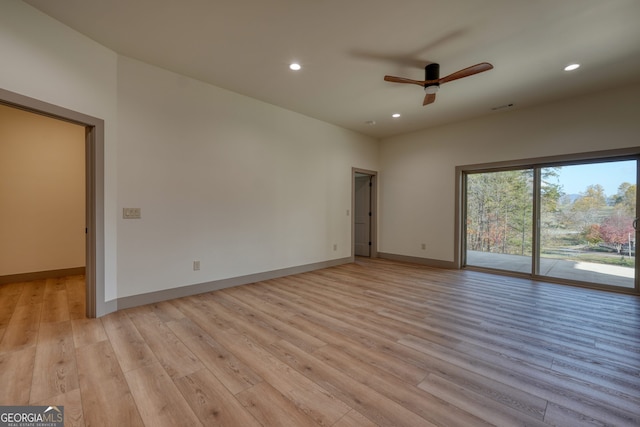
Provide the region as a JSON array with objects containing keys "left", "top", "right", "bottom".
[{"left": 560, "top": 194, "right": 581, "bottom": 204}]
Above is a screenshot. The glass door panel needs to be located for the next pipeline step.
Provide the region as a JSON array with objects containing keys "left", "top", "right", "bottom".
[
  {"left": 539, "top": 161, "right": 636, "bottom": 288},
  {"left": 465, "top": 169, "right": 533, "bottom": 273}
]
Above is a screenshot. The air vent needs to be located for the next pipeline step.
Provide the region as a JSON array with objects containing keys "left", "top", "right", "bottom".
[{"left": 491, "top": 103, "right": 514, "bottom": 111}]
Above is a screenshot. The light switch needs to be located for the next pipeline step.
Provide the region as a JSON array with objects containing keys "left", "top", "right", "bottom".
[{"left": 123, "top": 208, "right": 141, "bottom": 219}]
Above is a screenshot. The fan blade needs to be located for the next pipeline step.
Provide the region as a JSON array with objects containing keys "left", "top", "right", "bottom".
[
  {"left": 423, "top": 93, "right": 436, "bottom": 106},
  {"left": 384, "top": 75, "right": 427, "bottom": 87},
  {"left": 439, "top": 62, "right": 493, "bottom": 84}
]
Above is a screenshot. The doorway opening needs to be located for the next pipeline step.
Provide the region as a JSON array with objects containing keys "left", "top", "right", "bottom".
[
  {"left": 353, "top": 168, "right": 377, "bottom": 258},
  {"left": 0, "top": 88, "right": 105, "bottom": 317}
]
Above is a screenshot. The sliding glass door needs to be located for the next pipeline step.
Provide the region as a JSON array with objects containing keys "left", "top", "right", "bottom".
[
  {"left": 464, "top": 158, "right": 638, "bottom": 290},
  {"left": 538, "top": 161, "right": 636, "bottom": 288}
]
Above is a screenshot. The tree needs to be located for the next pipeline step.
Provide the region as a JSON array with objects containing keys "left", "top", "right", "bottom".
[
  {"left": 582, "top": 223, "right": 602, "bottom": 245},
  {"left": 466, "top": 170, "right": 532, "bottom": 255},
  {"left": 540, "top": 167, "right": 563, "bottom": 215},
  {"left": 573, "top": 184, "right": 607, "bottom": 210},
  {"left": 539, "top": 167, "right": 564, "bottom": 246},
  {"left": 600, "top": 211, "right": 634, "bottom": 254},
  {"left": 571, "top": 184, "right": 608, "bottom": 229},
  {"left": 612, "top": 182, "right": 636, "bottom": 215}
]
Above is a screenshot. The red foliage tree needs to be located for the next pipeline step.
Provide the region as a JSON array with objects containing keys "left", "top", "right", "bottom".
[{"left": 599, "top": 213, "right": 634, "bottom": 254}]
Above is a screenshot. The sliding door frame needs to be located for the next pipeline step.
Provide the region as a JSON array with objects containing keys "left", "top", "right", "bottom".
[{"left": 455, "top": 147, "right": 640, "bottom": 295}]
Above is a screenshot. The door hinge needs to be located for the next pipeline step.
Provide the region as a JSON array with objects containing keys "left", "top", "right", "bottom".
[{"left": 369, "top": 242, "right": 372, "bottom": 246}]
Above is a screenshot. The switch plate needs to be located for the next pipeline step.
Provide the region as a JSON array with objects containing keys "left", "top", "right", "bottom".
[
  {"left": 193, "top": 260, "right": 200, "bottom": 271},
  {"left": 123, "top": 208, "right": 141, "bottom": 219}
]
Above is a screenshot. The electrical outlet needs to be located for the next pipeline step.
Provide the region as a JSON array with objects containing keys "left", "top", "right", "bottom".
[
  {"left": 333, "top": 244, "right": 337, "bottom": 251},
  {"left": 421, "top": 243, "right": 426, "bottom": 250},
  {"left": 193, "top": 260, "right": 200, "bottom": 271}
]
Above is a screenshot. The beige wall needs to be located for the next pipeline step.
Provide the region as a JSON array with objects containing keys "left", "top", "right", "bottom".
[{"left": 0, "top": 104, "right": 85, "bottom": 276}]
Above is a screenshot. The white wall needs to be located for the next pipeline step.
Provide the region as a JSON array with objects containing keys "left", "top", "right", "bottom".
[
  {"left": 0, "top": 1, "right": 118, "bottom": 301},
  {"left": 379, "top": 82, "right": 640, "bottom": 262},
  {"left": 14, "top": 0, "right": 638, "bottom": 305},
  {"left": 0, "top": 105, "right": 85, "bottom": 276},
  {"left": 116, "top": 57, "right": 378, "bottom": 297},
  {"left": 1, "top": 2, "right": 379, "bottom": 305}
]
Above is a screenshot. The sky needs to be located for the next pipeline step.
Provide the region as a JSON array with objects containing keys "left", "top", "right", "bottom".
[{"left": 549, "top": 160, "right": 636, "bottom": 196}]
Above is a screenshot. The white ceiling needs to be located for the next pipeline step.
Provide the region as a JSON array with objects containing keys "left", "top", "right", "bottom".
[{"left": 23, "top": 0, "right": 640, "bottom": 139}]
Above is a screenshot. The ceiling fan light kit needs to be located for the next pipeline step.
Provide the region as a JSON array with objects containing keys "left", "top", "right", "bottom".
[{"left": 384, "top": 62, "right": 494, "bottom": 106}]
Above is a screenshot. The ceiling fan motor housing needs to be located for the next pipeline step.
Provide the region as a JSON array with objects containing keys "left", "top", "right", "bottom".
[
  {"left": 424, "top": 63, "right": 440, "bottom": 87},
  {"left": 425, "top": 63, "right": 440, "bottom": 92}
]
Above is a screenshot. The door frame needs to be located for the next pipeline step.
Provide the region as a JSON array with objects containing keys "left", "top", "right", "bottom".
[
  {"left": 352, "top": 168, "right": 378, "bottom": 259},
  {"left": 0, "top": 88, "right": 106, "bottom": 317}
]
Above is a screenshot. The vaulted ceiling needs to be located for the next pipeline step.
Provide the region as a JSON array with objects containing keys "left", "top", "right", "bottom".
[{"left": 23, "top": 0, "right": 640, "bottom": 138}]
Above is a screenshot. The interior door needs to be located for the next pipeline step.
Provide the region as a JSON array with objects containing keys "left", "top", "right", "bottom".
[{"left": 354, "top": 174, "right": 371, "bottom": 256}]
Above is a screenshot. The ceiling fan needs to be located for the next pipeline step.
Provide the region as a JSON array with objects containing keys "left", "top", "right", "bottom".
[{"left": 384, "top": 62, "right": 494, "bottom": 106}]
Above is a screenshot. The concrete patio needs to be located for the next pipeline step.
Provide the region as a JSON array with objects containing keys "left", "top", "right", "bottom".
[{"left": 466, "top": 250, "right": 635, "bottom": 289}]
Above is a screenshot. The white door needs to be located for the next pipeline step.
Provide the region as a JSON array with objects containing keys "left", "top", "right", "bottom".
[{"left": 354, "top": 174, "right": 371, "bottom": 256}]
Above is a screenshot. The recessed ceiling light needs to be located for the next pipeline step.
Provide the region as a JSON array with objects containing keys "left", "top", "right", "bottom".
[
  {"left": 392, "top": 113, "right": 401, "bottom": 118},
  {"left": 564, "top": 63, "right": 580, "bottom": 71},
  {"left": 289, "top": 63, "right": 301, "bottom": 71}
]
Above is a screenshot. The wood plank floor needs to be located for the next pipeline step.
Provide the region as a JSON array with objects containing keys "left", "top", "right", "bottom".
[{"left": 1, "top": 258, "right": 639, "bottom": 426}]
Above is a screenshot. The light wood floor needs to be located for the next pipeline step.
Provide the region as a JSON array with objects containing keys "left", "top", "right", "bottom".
[{"left": 1, "top": 258, "right": 640, "bottom": 426}]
